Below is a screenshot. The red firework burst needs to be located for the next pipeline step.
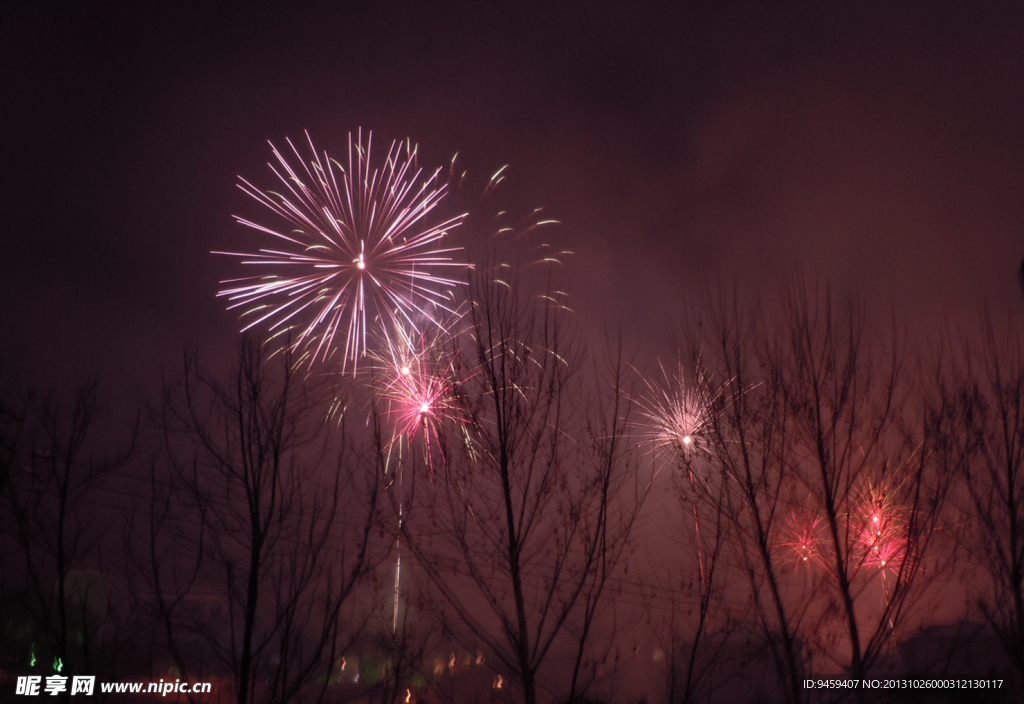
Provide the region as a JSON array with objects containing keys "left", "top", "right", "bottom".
[
  {"left": 855, "top": 485, "right": 907, "bottom": 573},
  {"left": 781, "top": 513, "right": 824, "bottom": 569}
]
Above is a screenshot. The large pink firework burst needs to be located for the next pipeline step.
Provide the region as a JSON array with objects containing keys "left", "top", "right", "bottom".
[{"left": 215, "top": 130, "right": 468, "bottom": 372}]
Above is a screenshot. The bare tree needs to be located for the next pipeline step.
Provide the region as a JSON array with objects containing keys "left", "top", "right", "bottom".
[
  {"left": 1, "top": 382, "right": 134, "bottom": 688},
  {"left": 123, "top": 452, "right": 206, "bottom": 689},
  {"left": 659, "top": 449, "right": 737, "bottom": 704},
  {"left": 667, "top": 281, "right": 951, "bottom": 703},
  {"left": 400, "top": 269, "right": 644, "bottom": 704},
  {"left": 145, "top": 339, "right": 386, "bottom": 704},
  {"left": 564, "top": 339, "right": 648, "bottom": 703},
  {"left": 768, "top": 279, "right": 948, "bottom": 688},
  {"left": 950, "top": 313, "right": 1024, "bottom": 691},
  {"left": 679, "top": 290, "right": 809, "bottom": 704}
]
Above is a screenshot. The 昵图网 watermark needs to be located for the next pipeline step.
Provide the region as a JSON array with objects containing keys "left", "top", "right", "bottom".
[{"left": 15, "top": 676, "right": 213, "bottom": 697}]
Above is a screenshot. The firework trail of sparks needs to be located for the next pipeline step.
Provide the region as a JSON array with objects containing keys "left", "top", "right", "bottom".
[{"left": 215, "top": 130, "right": 468, "bottom": 372}]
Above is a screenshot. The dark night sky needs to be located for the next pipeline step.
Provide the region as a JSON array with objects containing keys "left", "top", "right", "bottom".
[{"left": 3, "top": 1, "right": 1024, "bottom": 400}]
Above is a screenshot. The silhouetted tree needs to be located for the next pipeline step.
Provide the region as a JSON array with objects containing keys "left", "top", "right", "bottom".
[
  {"left": 145, "top": 340, "right": 386, "bottom": 704},
  {"left": 769, "top": 279, "right": 948, "bottom": 690},
  {"left": 661, "top": 434, "right": 738, "bottom": 704},
  {"left": 682, "top": 289, "right": 809, "bottom": 704},
  {"left": 401, "top": 269, "right": 645, "bottom": 704},
  {"left": 2, "top": 382, "right": 133, "bottom": 690},
  {"left": 950, "top": 314, "right": 1024, "bottom": 692}
]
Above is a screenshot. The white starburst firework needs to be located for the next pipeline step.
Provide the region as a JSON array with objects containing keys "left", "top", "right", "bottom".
[
  {"left": 637, "top": 361, "right": 719, "bottom": 460},
  {"left": 215, "top": 130, "right": 468, "bottom": 372}
]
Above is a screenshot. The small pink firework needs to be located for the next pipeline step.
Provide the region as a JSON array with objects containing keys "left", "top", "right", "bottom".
[
  {"left": 637, "top": 361, "right": 719, "bottom": 460},
  {"left": 781, "top": 513, "right": 824, "bottom": 569},
  {"left": 855, "top": 484, "right": 907, "bottom": 573},
  {"left": 216, "top": 130, "right": 468, "bottom": 372},
  {"left": 376, "top": 324, "right": 468, "bottom": 471}
]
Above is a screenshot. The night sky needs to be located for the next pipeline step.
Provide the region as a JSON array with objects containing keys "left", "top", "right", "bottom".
[{"left": 3, "top": 2, "right": 1024, "bottom": 400}]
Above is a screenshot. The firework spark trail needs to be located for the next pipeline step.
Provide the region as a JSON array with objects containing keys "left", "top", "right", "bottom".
[
  {"left": 215, "top": 130, "right": 469, "bottom": 372},
  {"left": 370, "top": 318, "right": 470, "bottom": 634}
]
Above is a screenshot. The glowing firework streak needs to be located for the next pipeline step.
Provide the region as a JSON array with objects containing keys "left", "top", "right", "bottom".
[{"left": 216, "top": 130, "right": 468, "bottom": 371}]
